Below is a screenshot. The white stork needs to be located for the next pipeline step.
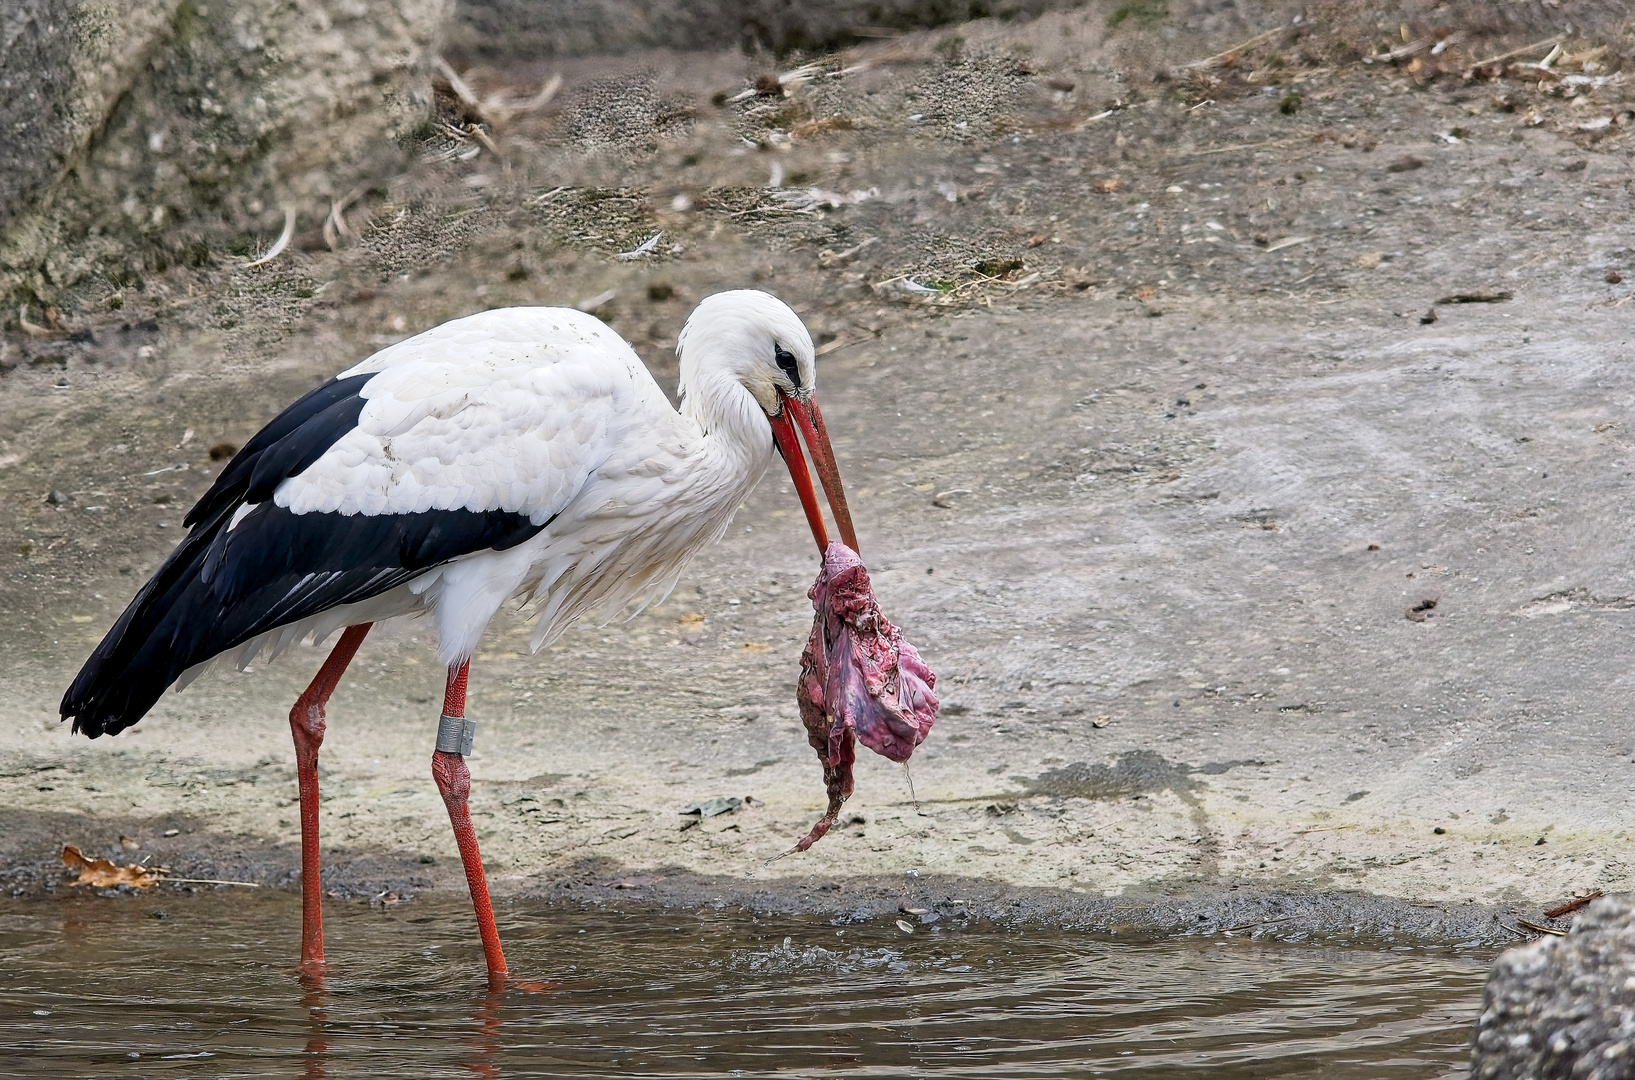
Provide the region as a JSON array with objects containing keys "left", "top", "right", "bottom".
[{"left": 61, "top": 290, "right": 857, "bottom": 985}]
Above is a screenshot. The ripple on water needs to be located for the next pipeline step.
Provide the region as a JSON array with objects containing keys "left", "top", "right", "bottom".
[{"left": 0, "top": 892, "right": 1486, "bottom": 1078}]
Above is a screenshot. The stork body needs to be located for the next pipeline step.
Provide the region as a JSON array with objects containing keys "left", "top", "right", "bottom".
[{"left": 62, "top": 291, "right": 856, "bottom": 985}]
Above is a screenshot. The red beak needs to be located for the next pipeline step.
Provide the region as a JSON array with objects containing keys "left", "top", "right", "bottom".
[{"left": 769, "top": 394, "right": 859, "bottom": 556}]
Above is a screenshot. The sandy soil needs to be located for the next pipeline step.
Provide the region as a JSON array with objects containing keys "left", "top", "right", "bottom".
[{"left": 3, "top": 9, "right": 1634, "bottom": 942}]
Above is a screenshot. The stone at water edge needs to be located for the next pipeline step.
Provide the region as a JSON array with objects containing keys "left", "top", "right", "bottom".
[
  {"left": 1470, "top": 894, "right": 1635, "bottom": 1079},
  {"left": 788, "top": 542, "right": 938, "bottom": 854}
]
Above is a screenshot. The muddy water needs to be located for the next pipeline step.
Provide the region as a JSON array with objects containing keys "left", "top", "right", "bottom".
[{"left": 0, "top": 893, "right": 1483, "bottom": 1077}]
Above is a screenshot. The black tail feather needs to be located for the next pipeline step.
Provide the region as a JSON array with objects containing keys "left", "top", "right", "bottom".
[
  {"left": 63, "top": 506, "right": 236, "bottom": 737},
  {"left": 60, "top": 503, "right": 544, "bottom": 738}
]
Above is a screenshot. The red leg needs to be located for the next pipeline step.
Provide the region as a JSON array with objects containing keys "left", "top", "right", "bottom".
[
  {"left": 288, "top": 623, "right": 372, "bottom": 977},
  {"left": 432, "top": 660, "right": 509, "bottom": 984}
]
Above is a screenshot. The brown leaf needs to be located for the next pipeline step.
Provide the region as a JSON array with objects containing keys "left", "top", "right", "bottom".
[
  {"left": 1544, "top": 889, "right": 1603, "bottom": 918},
  {"left": 61, "top": 844, "right": 161, "bottom": 889}
]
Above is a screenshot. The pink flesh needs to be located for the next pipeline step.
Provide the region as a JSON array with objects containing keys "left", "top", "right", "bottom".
[{"left": 789, "top": 542, "right": 939, "bottom": 852}]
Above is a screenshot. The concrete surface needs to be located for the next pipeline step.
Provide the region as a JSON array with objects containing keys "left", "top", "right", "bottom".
[{"left": 0, "top": 4, "right": 1631, "bottom": 943}]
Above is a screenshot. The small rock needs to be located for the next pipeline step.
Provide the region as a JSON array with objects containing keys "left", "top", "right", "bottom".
[
  {"left": 679, "top": 796, "right": 741, "bottom": 818},
  {"left": 45, "top": 489, "right": 67, "bottom": 506},
  {"left": 1407, "top": 598, "right": 1438, "bottom": 622}
]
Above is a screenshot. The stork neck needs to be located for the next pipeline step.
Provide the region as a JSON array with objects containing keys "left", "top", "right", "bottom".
[{"left": 680, "top": 369, "right": 775, "bottom": 468}]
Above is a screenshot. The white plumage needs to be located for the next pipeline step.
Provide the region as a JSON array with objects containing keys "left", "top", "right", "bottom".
[
  {"left": 64, "top": 288, "right": 856, "bottom": 982},
  {"left": 190, "top": 292, "right": 815, "bottom": 678}
]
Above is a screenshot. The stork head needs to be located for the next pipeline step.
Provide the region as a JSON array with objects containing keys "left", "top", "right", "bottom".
[{"left": 677, "top": 289, "right": 858, "bottom": 554}]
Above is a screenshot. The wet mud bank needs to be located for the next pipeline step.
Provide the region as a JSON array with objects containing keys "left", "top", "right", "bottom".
[{"left": 0, "top": 807, "right": 1564, "bottom": 949}]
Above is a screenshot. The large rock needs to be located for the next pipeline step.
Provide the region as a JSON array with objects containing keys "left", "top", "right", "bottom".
[
  {"left": 444, "top": 0, "right": 1635, "bottom": 62},
  {"left": 1471, "top": 896, "right": 1635, "bottom": 1079},
  {"left": 446, "top": 0, "right": 1090, "bottom": 60},
  {"left": 0, "top": 1, "right": 178, "bottom": 244},
  {"left": 0, "top": 0, "right": 451, "bottom": 305}
]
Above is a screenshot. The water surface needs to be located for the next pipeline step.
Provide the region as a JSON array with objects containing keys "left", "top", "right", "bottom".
[{"left": 0, "top": 892, "right": 1484, "bottom": 1077}]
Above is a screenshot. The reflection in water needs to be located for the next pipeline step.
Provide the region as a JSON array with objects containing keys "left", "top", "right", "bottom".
[
  {"left": 301, "top": 983, "right": 327, "bottom": 1080},
  {"left": 0, "top": 892, "right": 1485, "bottom": 1078}
]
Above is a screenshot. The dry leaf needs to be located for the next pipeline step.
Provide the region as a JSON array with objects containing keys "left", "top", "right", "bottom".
[
  {"left": 62, "top": 844, "right": 161, "bottom": 889},
  {"left": 1092, "top": 177, "right": 1122, "bottom": 192}
]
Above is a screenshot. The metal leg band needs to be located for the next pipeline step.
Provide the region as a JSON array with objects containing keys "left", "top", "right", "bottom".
[{"left": 435, "top": 714, "right": 477, "bottom": 756}]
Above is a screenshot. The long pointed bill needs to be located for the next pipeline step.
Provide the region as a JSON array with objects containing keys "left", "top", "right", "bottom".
[{"left": 769, "top": 395, "right": 859, "bottom": 556}]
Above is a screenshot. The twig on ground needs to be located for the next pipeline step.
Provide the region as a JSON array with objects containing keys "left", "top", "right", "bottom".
[
  {"left": 467, "top": 124, "right": 501, "bottom": 157},
  {"left": 244, "top": 208, "right": 296, "bottom": 268},
  {"left": 323, "top": 184, "right": 367, "bottom": 250},
  {"left": 434, "top": 55, "right": 483, "bottom": 114},
  {"left": 17, "top": 306, "right": 56, "bottom": 338},
  {"left": 490, "top": 73, "right": 562, "bottom": 120},
  {"left": 1544, "top": 890, "right": 1602, "bottom": 918},
  {"left": 1188, "top": 136, "right": 1309, "bottom": 156},
  {"left": 1467, "top": 34, "right": 1567, "bottom": 72},
  {"left": 1364, "top": 36, "right": 1436, "bottom": 65},
  {"left": 815, "top": 336, "right": 862, "bottom": 356},
  {"left": 1180, "top": 27, "right": 1285, "bottom": 70},
  {"left": 1263, "top": 235, "right": 1311, "bottom": 253},
  {"left": 435, "top": 57, "right": 561, "bottom": 126},
  {"left": 1516, "top": 918, "right": 1568, "bottom": 937},
  {"left": 818, "top": 236, "right": 879, "bottom": 267}
]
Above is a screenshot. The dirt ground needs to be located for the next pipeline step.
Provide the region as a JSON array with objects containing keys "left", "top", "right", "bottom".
[{"left": 3, "top": 8, "right": 1634, "bottom": 943}]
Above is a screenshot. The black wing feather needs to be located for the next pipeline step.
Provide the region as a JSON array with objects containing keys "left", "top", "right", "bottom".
[
  {"left": 184, "top": 373, "right": 371, "bottom": 528},
  {"left": 63, "top": 372, "right": 547, "bottom": 738}
]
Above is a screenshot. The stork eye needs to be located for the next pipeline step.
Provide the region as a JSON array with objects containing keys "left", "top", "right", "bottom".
[{"left": 774, "top": 344, "right": 801, "bottom": 388}]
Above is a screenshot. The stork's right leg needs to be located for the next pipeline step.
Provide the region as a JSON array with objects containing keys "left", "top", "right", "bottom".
[
  {"left": 431, "top": 660, "right": 509, "bottom": 986},
  {"left": 288, "top": 623, "right": 372, "bottom": 977}
]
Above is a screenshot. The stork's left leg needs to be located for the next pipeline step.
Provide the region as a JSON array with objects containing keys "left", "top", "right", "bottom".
[
  {"left": 431, "top": 660, "right": 509, "bottom": 984},
  {"left": 289, "top": 622, "right": 372, "bottom": 978}
]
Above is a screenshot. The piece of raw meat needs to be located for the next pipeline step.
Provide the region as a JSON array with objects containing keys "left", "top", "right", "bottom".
[{"left": 787, "top": 542, "right": 938, "bottom": 853}]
